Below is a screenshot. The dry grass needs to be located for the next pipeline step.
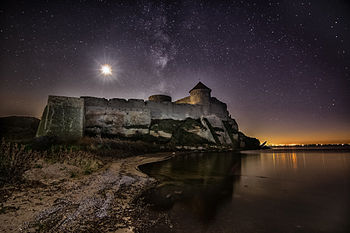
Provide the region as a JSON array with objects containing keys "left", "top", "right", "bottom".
[
  {"left": 0, "top": 139, "right": 41, "bottom": 185},
  {"left": 0, "top": 136, "right": 169, "bottom": 186},
  {"left": 0, "top": 138, "right": 104, "bottom": 186},
  {"left": 78, "top": 137, "right": 166, "bottom": 157}
]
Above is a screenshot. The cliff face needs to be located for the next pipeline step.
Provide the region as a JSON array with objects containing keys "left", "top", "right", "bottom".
[
  {"left": 36, "top": 95, "right": 260, "bottom": 150},
  {"left": 146, "top": 117, "right": 259, "bottom": 150}
]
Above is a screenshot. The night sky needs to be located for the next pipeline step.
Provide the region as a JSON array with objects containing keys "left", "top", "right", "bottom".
[{"left": 1, "top": 0, "right": 349, "bottom": 144}]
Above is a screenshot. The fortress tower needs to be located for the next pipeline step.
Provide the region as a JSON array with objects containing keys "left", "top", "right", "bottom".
[
  {"left": 175, "top": 82, "right": 212, "bottom": 105},
  {"left": 148, "top": 94, "right": 172, "bottom": 103},
  {"left": 189, "top": 82, "right": 211, "bottom": 105}
]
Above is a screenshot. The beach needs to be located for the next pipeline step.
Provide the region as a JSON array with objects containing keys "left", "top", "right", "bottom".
[{"left": 0, "top": 152, "right": 174, "bottom": 232}]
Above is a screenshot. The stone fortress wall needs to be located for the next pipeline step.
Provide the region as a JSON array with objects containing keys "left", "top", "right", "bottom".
[
  {"left": 36, "top": 96, "right": 84, "bottom": 139},
  {"left": 82, "top": 92, "right": 229, "bottom": 137},
  {"left": 36, "top": 82, "right": 259, "bottom": 148}
]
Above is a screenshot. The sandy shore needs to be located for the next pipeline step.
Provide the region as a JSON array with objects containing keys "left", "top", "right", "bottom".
[{"left": 0, "top": 152, "right": 174, "bottom": 233}]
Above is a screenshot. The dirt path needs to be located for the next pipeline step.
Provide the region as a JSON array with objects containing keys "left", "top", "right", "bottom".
[{"left": 0, "top": 153, "right": 173, "bottom": 233}]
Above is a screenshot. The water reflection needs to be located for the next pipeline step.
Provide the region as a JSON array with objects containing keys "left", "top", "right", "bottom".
[
  {"left": 140, "top": 151, "right": 350, "bottom": 233},
  {"left": 140, "top": 152, "right": 242, "bottom": 222},
  {"left": 272, "top": 152, "right": 299, "bottom": 169}
]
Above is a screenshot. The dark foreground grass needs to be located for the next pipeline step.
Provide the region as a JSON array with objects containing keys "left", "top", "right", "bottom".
[
  {"left": 0, "top": 139, "right": 40, "bottom": 185},
  {"left": 0, "top": 136, "right": 168, "bottom": 186}
]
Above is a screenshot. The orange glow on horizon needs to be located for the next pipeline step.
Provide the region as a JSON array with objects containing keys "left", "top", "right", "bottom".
[{"left": 243, "top": 127, "right": 350, "bottom": 145}]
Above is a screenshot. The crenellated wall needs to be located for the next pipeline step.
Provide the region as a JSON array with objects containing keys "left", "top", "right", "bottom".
[
  {"left": 82, "top": 95, "right": 229, "bottom": 121},
  {"left": 83, "top": 97, "right": 151, "bottom": 137}
]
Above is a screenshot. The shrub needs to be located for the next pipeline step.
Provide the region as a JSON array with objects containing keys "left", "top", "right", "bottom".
[
  {"left": 0, "top": 138, "right": 104, "bottom": 185},
  {"left": 77, "top": 137, "right": 164, "bottom": 157},
  {"left": 0, "top": 139, "right": 41, "bottom": 185}
]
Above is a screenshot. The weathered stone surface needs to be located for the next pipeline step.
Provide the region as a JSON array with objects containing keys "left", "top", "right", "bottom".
[
  {"left": 238, "top": 132, "right": 260, "bottom": 149},
  {"left": 168, "top": 118, "right": 213, "bottom": 146},
  {"left": 222, "top": 119, "right": 239, "bottom": 148},
  {"left": 147, "top": 118, "right": 215, "bottom": 146},
  {"left": 84, "top": 105, "right": 151, "bottom": 137},
  {"left": 192, "top": 117, "right": 216, "bottom": 143},
  {"left": 150, "top": 130, "right": 172, "bottom": 138},
  {"left": 36, "top": 96, "right": 84, "bottom": 139},
  {"left": 205, "top": 115, "right": 233, "bottom": 145}
]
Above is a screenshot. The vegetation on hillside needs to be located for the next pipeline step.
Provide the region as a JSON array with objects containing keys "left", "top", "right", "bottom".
[{"left": 0, "top": 134, "right": 176, "bottom": 186}]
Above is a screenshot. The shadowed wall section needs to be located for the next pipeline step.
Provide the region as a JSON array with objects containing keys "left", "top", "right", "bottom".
[{"left": 36, "top": 96, "right": 84, "bottom": 139}]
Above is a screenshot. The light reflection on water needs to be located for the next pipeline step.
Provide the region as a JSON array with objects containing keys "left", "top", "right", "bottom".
[{"left": 140, "top": 150, "right": 350, "bottom": 233}]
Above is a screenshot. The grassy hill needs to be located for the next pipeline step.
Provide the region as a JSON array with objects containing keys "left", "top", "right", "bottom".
[{"left": 0, "top": 116, "right": 40, "bottom": 141}]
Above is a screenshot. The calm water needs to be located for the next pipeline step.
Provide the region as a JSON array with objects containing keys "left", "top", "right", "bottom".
[{"left": 139, "top": 150, "right": 350, "bottom": 233}]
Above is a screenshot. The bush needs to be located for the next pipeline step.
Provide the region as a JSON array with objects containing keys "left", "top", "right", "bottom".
[
  {"left": 0, "top": 138, "right": 104, "bottom": 185},
  {"left": 0, "top": 139, "right": 41, "bottom": 185},
  {"left": 77, "top": 137, "right": 164, "bottom": 157}
]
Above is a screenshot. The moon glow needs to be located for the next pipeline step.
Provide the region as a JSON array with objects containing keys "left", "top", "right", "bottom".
[{"left": 100, "top": 64, "right": 112, "bottom": 76}]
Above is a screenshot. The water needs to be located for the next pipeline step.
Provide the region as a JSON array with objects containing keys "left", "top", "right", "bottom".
[{"left": 139, "top": 150, "right": 350, "bottom": 233}]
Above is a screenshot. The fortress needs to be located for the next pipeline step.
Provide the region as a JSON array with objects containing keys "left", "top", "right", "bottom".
[{"left": 36, "top": 82, "right": 259, "bottom": 149}]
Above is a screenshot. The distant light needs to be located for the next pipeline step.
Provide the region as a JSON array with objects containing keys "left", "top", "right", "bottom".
[{"left": 100, "top": 64, "right": 112, "bottom": 76}]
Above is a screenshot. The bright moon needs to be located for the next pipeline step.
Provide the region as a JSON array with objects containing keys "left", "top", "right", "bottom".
[{"left": 100, "top": 64, "right": 112, "bottom": 76}]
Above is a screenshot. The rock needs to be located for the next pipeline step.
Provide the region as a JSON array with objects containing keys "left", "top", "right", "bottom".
[
  {"left": 238, "top": 132, "right": 260, "bottom": 150},
  {"left": 149, "top": 130, "right": 172, "bottom": 138}
]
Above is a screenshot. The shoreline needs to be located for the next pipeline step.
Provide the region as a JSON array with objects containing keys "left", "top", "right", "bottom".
[
  {"left": 0, "top": 152, "right": 176, "bottom": 233},
  {"left": 3, "top": 147, "right": 347, "bottom": 232}
]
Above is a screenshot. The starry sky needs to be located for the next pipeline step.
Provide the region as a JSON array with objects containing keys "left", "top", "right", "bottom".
[{"left": 1, "top": 0, "right": 349, "bottom": 144}]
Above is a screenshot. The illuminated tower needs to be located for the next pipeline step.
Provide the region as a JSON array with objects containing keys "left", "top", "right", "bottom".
[{"left": 189, "top": 82, "right": 211, "bottom": 105}]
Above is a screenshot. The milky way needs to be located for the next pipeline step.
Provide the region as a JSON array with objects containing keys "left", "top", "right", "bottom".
[{"left": 0, "top": 0, "right": 349, "bottom": 144}]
